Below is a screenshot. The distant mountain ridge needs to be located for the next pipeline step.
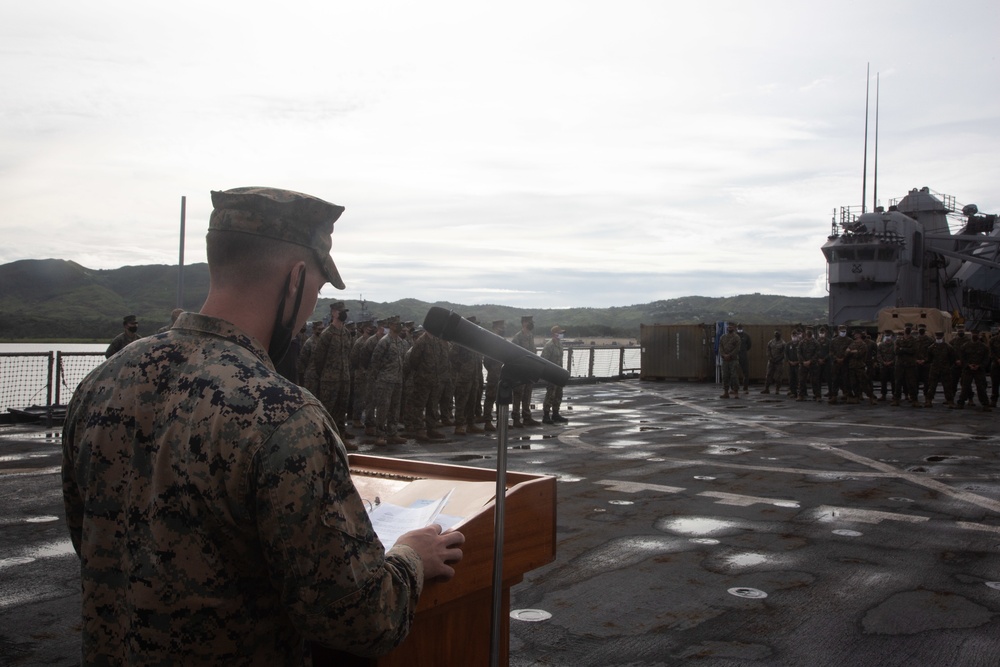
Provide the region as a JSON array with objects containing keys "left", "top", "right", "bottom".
[{"left": 0, "top": 259, "right": 827, "bottom": 341}]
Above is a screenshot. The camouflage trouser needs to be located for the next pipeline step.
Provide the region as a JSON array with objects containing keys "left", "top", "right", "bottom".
[
  {"left": 364, "top": 373, "right": 379, "bottom": 428},
  {"left": 454, "top": 372, "right": 479, "bottom": 427},
  {"left": 439, "top": 374, "right": 454, "bottom": 422},
  {"left": 878, "top": 363, "right": 894, "bottom": 397},
  {"left": 848, "top": 364, "right": 874, "bottom": 399},
  {"left": 786, "top": 364, "right": 799, "bottom": 396},
  {"left": 799, "top": 362, "right": 818, "bottom": 398},
  {"left": 351, "top": 370, "right": 367, "bottom": 422},
  {"left": 959, "top": 368, "right": 989, "bottom": 406},
  {"left": 893, "top": 362, "right": 918, "bottom": 401},
  {"left": 318, "top": 376, "right": 350, "bottom": 429},
  {"left": 513, "top": 382, "right": 534, "bottom": 419},
  {"left": 721, "top": 358, "right": 740, "bottom": 392},
  {"left": 831, "top": 361, "right": 850, "bottom": 397},
  {"left": 404, "top": 378, "right": 441, "bottom": 432},
  {"left": 543, "top": 383, "right": 563, "bottom": 413},
  {"left": 372, "top": 380, "right": 402, "bottom": 437},
  {"left": 483, "top": 366, "right": 501, "bottom": 421},
  {"left": 764, "top": 360, "right": 783, "bottom": 388},
  {"left": 926, "top": 367, "right": 954, "bottom": 403}
]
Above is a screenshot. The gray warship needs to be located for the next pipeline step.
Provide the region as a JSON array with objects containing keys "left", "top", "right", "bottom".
[{"left": 823, "top": 186, "right": 1000, "bottom": 328}]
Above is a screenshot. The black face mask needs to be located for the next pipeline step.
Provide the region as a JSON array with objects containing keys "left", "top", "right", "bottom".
[
  {"left": 526, "top": 322, "right": 534, "bottom": 331},
  {"left": 269, "top": 269, "right": 306, "bottom": 365},
  {"left": 337, "top": 310, "right": 348, "bottom": 322},
  {"left": 127, "top": 324, "right": 138, "bottom": 333}
]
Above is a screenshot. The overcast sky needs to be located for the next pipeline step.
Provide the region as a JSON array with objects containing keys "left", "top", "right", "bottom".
[{"left": 2, "top": 1, "right": 998, "bottom": 308}]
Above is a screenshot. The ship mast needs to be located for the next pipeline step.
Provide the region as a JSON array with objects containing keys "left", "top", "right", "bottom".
[
  {"left": 861, "top": 63, "right": 870, "bottom": 215},
  {"left": 873, "top": 72, "right": 879, "bottom": 211}
]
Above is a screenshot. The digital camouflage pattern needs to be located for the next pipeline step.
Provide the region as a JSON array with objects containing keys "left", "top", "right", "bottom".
[{"left": 62, "top": 312, "right": 423, "bottom": 665}]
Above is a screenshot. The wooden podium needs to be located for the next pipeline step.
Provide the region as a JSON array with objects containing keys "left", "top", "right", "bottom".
[{"left": 312, "top": 454, "right": 557, "bottom": 667}]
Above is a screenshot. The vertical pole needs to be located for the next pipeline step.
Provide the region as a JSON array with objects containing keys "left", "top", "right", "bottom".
[
  {"left": 177, "top": 196, "right": 186, "bottom": 308},
  {"left": 873, "top": 72, "right": 880, "bottom": 211},
  {"left": 45, "top": 352, "right": 54, "bottom": 428},
  {"left": 861, "top": 63, "right": 870, "bottom": 215}
]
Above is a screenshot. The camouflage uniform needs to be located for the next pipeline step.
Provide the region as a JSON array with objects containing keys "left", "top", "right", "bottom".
[
  {"left": 951, "top": 329, "right": 972, "bottom": 405},
  {"left": 349, "top": 329, "right": 372, "bottom": 426},
  {"left": 829, "top": 328, "right": 852, "bottom": 402},
  {"left": 450, "top": 333, "right": 484, "bottom": 434},
  {"left": 914, "top": 328, "right": 934, "bottom": 396},
  {"left": 718, "top": 329, "right": 742, "bottom": 397},
  {"left": 63, "top": 313, "right": 423, "bottom": 665},
  {"left": 297, "top": 328, "right": 323, "bottom": 388},
  {"left": 761, "top": 334, "right": 785, "bottom": 393},
  {"left": 511, "top": 318, "right": 537, "bottom": 423},
  {"left": 876, "top": 332, "right": 896, "bottom": 399},
  {"left": 846, "top": 335, "right": 876, "bottom": 403},
  {"left": 482, "top": 320, "right": 506, "bottom": 430},
  {"left": 925, "top": 336, "right": 957, "bottom": 407},
  {"left": 958, "top": 336, "right": 992, "bottom": 410},
  {"left": 989, "top": 332, "right": 1000, "bottom": 407},
  {"left": 104, "top": 316, "right": 140, "bottom": 359},
  {"left": 893, "top": 330, "right": 920, "bottom": 406},
  {"left": 403, "top": 332, "right": 448, "bottom": 438},
  {"left": 797, "top": 332, "right": 819, "bottom": 401},
  {"left": 360, "top": 329, "right": 384, "bottom": 432},
  {"left": 736, "top": 327, "right": 752, "bottom": 391},
  {"left": 311, "top": 320, "right": 353, "bottom": 434},
  {"left": 541, "top": 329, "right": 566, "bottom": 421},
  {"left": 370, "top": 325, "right": 407, "bottom": 441},
  {"left": 785, "top": 333, "right": 800, "bottom": 398},
  {"left": 815, "top": 331, "right": 832, "bottom": 397}
]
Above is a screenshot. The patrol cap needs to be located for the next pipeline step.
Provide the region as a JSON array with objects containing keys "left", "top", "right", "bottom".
[
  {"left": 837, "top": 324, "right": 847, "bottom": 331},
  {"left": 804, "top": 328, "right": 813, "bottom": 335},
  {"left": 521, "top": 315, "right": 533, "bottom": 323},
  {"left": 917, "top": 323, "right": 926, "bottom": 330},
  {"left": 492, "top": 319, "right": 506, "bottom": 330},
  {"left": 935, "top": 331, "right": 944, "bottom": 337},
  {"left": 551, "top": 325, "right": 565, "bottom": 334},
  {"left": 956, "top": 323, "right": 966, "bottom": 330},
  {"left": 904, "top": 322, "right": 913, "bottom": 330},
  {"left": 209, "top": 186, "right": 346, "bottom": 290},
  {"left": 329, "top": 301, "right": 347, "bottom": 311},
  {"left": 883, "top": 329, "right": 893, "bottom": 335},
  {"left": 123, "top": 314, "right": 137, "bottom": 325}
]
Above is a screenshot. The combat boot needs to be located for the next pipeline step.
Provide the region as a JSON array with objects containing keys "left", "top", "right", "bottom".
[
  {"left": 890, "top": 398, "right": 900, "bottom": 406},
  {"left": 365, "top": 426, "right": 377, "bottom": 437},
  {"left": 523, "top": 414, "right": 542, "bottom": 426},
  {"left": 828, "top": 397, "right": 838, "bottom": 405},
  {"left": 552, "top": 412, "right": 569, "bottom": 423},
  {"left": 761, "top": 386, "right": 771, "bottom": 394},
  {"left": 869, "top": 397, "right": 878, "bottom": 406},
  {"left": 387, "top": 435, "right": 408, "bottom": 445},
  {"left": 795, "top": 396, "right": 804, "bottom": 402},
  {"left": 454, "top": 425, "right": 467, "bottom": 435},
  {"left": 776, "top": 383, "right": 783, "bottom": 394},
  {"left": 414, "top": 429, "right": 431, "bottom": 442},
  {"left": 924, "top": 400, "right": 933, "bottom": 408},
  {"left": 343, "top": 439, "right": 359, "bottom": 452},
  {"left": 719, "top": 391, "right": 730, "bottom": 399},
  {"left": 542, "top": 411, "right": 553, "bottom": 424},
  {"left": 374, "top": 437, "right": 387, "bottom": 446},
  {"left": 438, "top": 417, "right": 453, "bottom": 427},
  {"left": 484, "top": 420, "right": 496, "bottom": 432},
  {"left": 427, "top": 428, "right": 447, "bottom": 440},
  {"left": 467, "top": 423, "right": 484, "bottom": 434},
  {"left": 352, "top": 419, "right": 363, "bottom": 429},
  {"left": 512, "top": 417, "right": 524, "bottom": 428}
]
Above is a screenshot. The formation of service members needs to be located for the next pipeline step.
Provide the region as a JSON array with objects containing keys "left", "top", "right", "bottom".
[
  {"left": 748, "top": 321, "right": 997, "bottom": 412},
  {"left": 300, "top": 313, "right": 572, "bottom": 447}
]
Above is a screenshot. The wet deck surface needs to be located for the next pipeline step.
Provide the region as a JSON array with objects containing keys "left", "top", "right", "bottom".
[{"left": 3, "top": 380, "right": 1000, "bottom": 666}]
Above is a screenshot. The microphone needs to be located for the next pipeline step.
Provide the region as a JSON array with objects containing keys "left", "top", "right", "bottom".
[{"left": 422, "top": 307, "right": 571, "bottom": 387}]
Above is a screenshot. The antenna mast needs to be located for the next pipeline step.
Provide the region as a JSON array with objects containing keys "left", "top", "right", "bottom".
[
  {"left": 861, "top": 63, "right": 870, "bottom": 215},
  {"left": 873, "top": 72, "right": 880, "bottom": 211}
]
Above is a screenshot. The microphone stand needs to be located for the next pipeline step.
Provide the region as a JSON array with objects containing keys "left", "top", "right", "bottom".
[{"left": 489, "top": 360, "right": 540, "bottom": 667}]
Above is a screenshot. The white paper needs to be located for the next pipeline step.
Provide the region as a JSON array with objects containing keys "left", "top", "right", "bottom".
[{"left": 369, "top": 488, "right": 454, "bottom": 549}]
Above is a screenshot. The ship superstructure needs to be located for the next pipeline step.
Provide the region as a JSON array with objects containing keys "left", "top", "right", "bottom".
[{"left": 823, "top": 187, "right": 1000, "bottom": 328}]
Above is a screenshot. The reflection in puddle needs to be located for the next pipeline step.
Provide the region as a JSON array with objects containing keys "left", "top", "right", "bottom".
[
  {"left": 725, "top": 552, "right": 769, "bottom": 567},
  {"left": 660, "top": 516, "right": 738, "bottom": 536}
]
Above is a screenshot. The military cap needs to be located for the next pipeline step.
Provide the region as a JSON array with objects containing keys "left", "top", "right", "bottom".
[
  {"left": 904, "top": 322, "right": 913, "bottom": 330},
  {"left": 935, "top": 331, "right": 945, "bottom": 337},
  {"left": 883, "top": 329, "right": 893, "bottom": 335},
  {"left": 804, "top": 328, "right": 813, "bottom": 335},
  {"left": 521, "top": 315, "right": 533, "bottom": 323},
  {"left": 123, "top": 314, "right": 137, "bottom": 325},
  {"left": 329, "top": 301, "right": 348, "bottom": 311},
  {"left": 837, "top": 324, "right": 847, "bottom": 331},
  {"left": 403, "top": 321, "right": 415, "bottom": 328},
  {"left": 551, "top": 325, "right": 565, "bottom": 334},
  {"left": 917, "top": 323, "right": 926, "bottom": 330},
  {"left": 819, "top": 326, "right": 829, "bottom": 333},
  {"left": 956, "top": 323, "right": 966, "bottom": 330},
  {"left": 209, "top": 186, "right": 346, "bottom": 290},
  {"left": 492, "top": 319, "right": 505, "bottom": 329}
]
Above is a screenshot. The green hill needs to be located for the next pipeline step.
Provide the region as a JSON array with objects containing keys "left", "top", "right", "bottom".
[{"left": 0, "top": 259, "right": 828, "bottom": 341}]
